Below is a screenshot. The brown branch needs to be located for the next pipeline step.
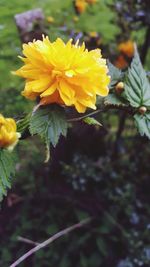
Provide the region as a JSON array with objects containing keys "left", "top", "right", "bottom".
[{"left": 10, "top": 217, "right": 91, "bottom": 267}]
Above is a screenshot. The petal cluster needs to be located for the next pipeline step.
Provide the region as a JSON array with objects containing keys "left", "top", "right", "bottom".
[
  {"left": 0, "top": 114, "right": 20, "bottom": 150},
  {"left": 14, "top": 36, "right": 110, "bottom": 113}
]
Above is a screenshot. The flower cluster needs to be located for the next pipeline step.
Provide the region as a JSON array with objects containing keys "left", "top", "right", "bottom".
[
  {"left": 75, "top": 0, "right": 97, "bottom": 14},
  {"left": 14, "top": 36, "right": 110, "bottom": 113},
  {"left": 0, "top": 114, "right": 20, "bottom": 150}
]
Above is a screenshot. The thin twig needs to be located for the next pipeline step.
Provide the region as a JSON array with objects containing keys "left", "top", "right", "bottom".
[
  {"left": 10, "top": 217, "right": 91, "bottom": 267},
  {"left": 17, "top": 236, "right": 39, "bottom": 246},
  {"left": 67, "top": 104, "right": 134, "bottom": 123},
  {"left": 67, "top": 109, "right": 104, "bottom": 122}
]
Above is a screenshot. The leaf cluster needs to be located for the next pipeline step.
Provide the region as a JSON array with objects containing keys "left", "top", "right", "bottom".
[{"left": 106, "top": 48, "right": 150, "bottom": 138}]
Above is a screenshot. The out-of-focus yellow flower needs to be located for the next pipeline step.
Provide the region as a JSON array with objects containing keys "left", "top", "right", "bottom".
[
  {"left": 73, "top": 16, "right": 79, "bottom": 22},
  {"left": 86, "top": 0, "right": 97, "bottom": 4},
  {"left": 0, "top": 114, "right": 20, "bottom": 150},
  {"left": 75, "top": 0, "right": 87, "bottom": 14},
  {"left": 75, "top": 0, "right": 97, "bottom": 14},
  {"left": 118, "top": 40, "right": 134, "bottom": 58},
  {"left": 46, "top": 16, "right": 54, "bottom": 24},
  {"left": 14, "top": 36, "right": 110, "bottom": 113},
  {"left": 115, "top": 55, "right": 128, "bottom": 69},
  {"left": 89, "top": 31, "right": 98, "bottom": 38}
]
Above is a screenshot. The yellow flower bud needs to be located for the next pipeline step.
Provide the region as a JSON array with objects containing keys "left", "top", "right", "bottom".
[
  {"left": 47, "top": 16, "right": 54, "bottom": 23},
  {"left": 73, "top": 16, "right": 79, "bottom": 22},
  {"left": 0, "top": 114, "right": 20, "bottom": 150},
  {"left": 139, "top": 106, "right": 147, "bottom": 115},
  {"left": 115, "top": 82, "right": 124, "bottom": 94},
  {"left": 89, "top": 31, "right": 97, "bottom": 38}
]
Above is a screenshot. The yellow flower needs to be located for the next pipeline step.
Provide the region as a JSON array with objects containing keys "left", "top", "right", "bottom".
[
  {"left": 89, "top": 31, "right": 98, "bottom": 38},
  {"left": 47, "top": 16, "right": 54, "bottom": 24},
  {"left": 75, "top": 0, "right": 87, "bottom": 14},
  {"left": 73, "top": 16, "right": 79, "bottom": 22},
  {"left": 14, "top": 36, "right": 110, "bottom": 113},
  {"left": 118, "top": 40, "right": 134, "bottom": 58},
  {"left": 75, "top": 0, "right": 97, "bottom": 14},
  {"left": 0, "top": 114, "right": 20, "bottom": 150}
]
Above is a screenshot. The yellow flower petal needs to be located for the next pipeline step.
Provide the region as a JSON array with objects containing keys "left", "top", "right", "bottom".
[
  {"left": 75, "top": 101, "right": 86, "bottom": 113},
  {"left": 40, "top": 82, "right": 57, "bottom": 97}
]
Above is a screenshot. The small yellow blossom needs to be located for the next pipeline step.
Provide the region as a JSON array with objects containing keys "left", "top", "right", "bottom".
[
  {"left": 47, "top": 16, "right": 54, "bottom": 24},
  {"left": 14, "top": 36, "right": 110, "bottom": 113},
  {"left": 118, "top": 40, "right": 134, "bottom": 58},
  {"left": 89, "top": 31, "right": 98, "bottom": 38},
  {"left": 75, "top": 0, "right": 87, "bottom": 14},
  {"left": 75, "top": 0, "right": 97, "bottom": 14},
  {"left": 73, "top": 16, "right": 79, "bottom": 22},
  {"left": 0, "top": 114, "right": 20, "bottom": 150}
]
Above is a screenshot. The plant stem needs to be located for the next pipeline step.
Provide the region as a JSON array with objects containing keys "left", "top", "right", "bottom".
[
  {"left": 10, "top": 218, "right": 91, "bottom": 267},
  {"left": 67, "top": 104, "right": 134, "bottom": 123}
]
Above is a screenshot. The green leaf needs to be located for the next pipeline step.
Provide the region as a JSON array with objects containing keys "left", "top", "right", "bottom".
[
  {"left": 80, "top": 255, "right": 89, "bottom": 267},
  {"left": 98, "top": 224, "right": 111, "bottom": 234},
  {"left": 76, "top": 210, "right": 89, "bottom": 221},
  {"left": 105, "top": 93, "right": 127, "bottom": 106},
  {"left": 60, "top": 256, "right": 70, "bottom": 267},
  {"left": 29, "top": 105, "right": 68, "bottom": 147},
  {"left": 96, "top": 237, "right": 107, "bottom": 257},
  {"left": 0, "top": 149, "right": 15, "bottom": 201},
  {"left": 17, "top": 113, "right": 31, "bottom": 135},
  {"left": 134, "top": 112, "right": 150, "bottom": 139},
  {"left": 108, "top": 61, "right": 123, "bottom": 89},
  {"left": 83, "top": 117, "right": 102, "bottom": 126},
  {"left": 124, "top": 49, "right": 150, "bottom": 108},
  {"left": 46, "top": 224, "right": 58, "bottom": 235}
]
